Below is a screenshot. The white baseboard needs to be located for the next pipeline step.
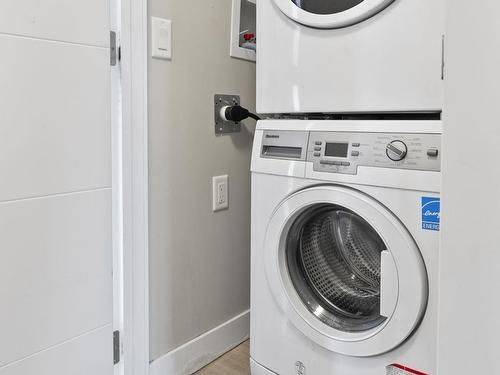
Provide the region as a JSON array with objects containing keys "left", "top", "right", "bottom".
[{"left": 149, "top": 310, "right": 250, "bottom": 375}]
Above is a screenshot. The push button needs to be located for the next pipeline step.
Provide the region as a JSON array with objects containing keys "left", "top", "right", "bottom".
[
  {"left": 341, "top": 162, "right": 351, "bottom": 166},
  {"left": 352, "top": 143, "right": 361, "bottom": 147},
  {"left": 427, "top": 149, "right": 439, "bottom": 157},
  {"left": 314, "top": 147, "right": 322, "bottom": 152},
  {"left": 314, "top": 152, "right": 321, "bottom": 157},
  {"left": 351, "top": 151, "right": 360, "bottom": 157},
  {"left": 315, "top": 141, "right": 322, "bottom": 146}
]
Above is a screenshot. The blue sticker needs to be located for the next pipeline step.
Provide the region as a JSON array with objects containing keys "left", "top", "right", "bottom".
[{"left": 422, "top": 197, "right": 440, "bottom": 231}]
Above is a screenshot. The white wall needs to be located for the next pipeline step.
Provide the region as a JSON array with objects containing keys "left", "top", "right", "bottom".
[
  {"left": 439, "top": 1, "right": 500, "bottom": 373},
  {"left": 148, "top": 0, "right": 256, "bottom": 368}
]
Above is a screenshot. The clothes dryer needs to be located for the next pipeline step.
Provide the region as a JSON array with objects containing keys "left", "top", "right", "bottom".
[{"left": 257, "top": 0, "right": 446, "bottom": 114}]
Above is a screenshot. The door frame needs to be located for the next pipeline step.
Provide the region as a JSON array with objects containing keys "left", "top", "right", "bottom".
[{"left": 120, "top": 0, "right": 150, "bottom": 373}]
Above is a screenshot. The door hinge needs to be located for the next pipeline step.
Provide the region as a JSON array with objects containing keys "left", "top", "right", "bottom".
[
  {"left": 441, "top": 34, "right": 445, "bottom": 80},
  {"left": 113, "top": 330, "right": 121, "bottom": 365},
  {"left": 110, "top": 31, "right": 119, "bottom": 66}
]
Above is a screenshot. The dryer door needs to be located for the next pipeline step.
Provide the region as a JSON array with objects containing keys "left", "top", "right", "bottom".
[
  {"left": 264, "top": 186, "right": 427, "bottom": 357},
  {"left": 273, "top": 0, "right": 395, "bottom": 29}
]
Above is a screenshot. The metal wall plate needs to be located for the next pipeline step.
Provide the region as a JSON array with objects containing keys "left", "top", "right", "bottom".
[{"left": 215, "top": 94, "right": 241, "bottom": 135}]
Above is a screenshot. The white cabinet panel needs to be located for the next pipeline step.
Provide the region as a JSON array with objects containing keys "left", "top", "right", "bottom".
[
  {"left": 0, "top": 35, "right": 110, "bottom": 202},
  {"left": 439, "top": 1, "right": 500, "bottom": 373},
  {"left": 0, "top": 190, "right": 112, "bottom": 367},
  {"left": 0, "top": 325, "right": 113, "bottom": 375},
  {"left": 0, "top": 0, "right": 109, "bottom": 47}
]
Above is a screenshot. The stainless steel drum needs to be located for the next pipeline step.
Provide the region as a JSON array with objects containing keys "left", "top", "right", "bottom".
[{"left": 286, "top": 204, "right": 388, "bottom": 332}]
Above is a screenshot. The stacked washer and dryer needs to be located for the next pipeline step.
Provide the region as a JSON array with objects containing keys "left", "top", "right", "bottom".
[{"left": 251, "top": 1, "right": 445, "bottom": 375}]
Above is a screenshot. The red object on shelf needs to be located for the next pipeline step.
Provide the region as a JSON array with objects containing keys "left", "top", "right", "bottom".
[{"left": 243, "top": 33, "right": 255, "bottom": 41}]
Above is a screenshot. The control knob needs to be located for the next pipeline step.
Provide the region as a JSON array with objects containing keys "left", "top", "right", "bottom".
[{"left": 386, "top": 140, "right": 408, "bottom": 161}]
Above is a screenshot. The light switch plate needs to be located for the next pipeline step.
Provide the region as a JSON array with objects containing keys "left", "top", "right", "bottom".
[
  {"left": 151, "top": 17, "right": 172, "bottom": 60},
  {"left": 212, "top": 175, "right": 229, "bottom": 212}
]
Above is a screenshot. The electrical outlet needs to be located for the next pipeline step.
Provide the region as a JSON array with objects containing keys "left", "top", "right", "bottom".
[{"left": 212, "top": 175, "right": 229, "bottom": 212}]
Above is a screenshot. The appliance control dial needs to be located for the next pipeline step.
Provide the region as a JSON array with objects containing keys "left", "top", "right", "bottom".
[{"left": 386, "top": 140, "right": 408, "bottom": 161}]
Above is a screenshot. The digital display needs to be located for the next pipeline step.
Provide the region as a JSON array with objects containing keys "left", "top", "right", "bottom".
[{"left": 325, "top": 143, "right": 349, "bottom": 158}]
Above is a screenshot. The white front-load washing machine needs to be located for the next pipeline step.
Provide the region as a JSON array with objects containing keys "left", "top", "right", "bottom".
[
  {"left": 250, "top": 120, "right": 441, "bottom": 374},
  {"left": 257, "top": 0, "right": 446, "bottom": 114}
]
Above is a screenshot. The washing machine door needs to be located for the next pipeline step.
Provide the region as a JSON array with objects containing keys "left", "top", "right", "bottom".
[
  {"left": 273, "top": 0, "right": 395, "bottom": 29},
  {"left": 264, "top": 186, "right": 428, "bottom": 357}
]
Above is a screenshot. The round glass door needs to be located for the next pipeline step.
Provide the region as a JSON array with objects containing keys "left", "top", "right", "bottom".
[
  {"left": 263, "top": 186, "right": 428, "bottom": 356},
  {"left": 272, "top": 0, "right": 395, "bottom": 29},
  {"left": 291, "top": 0, "right": 365, "bottom": 15},
  {"left": 286, "top": 204, "right": 387, "bottom": 332}
]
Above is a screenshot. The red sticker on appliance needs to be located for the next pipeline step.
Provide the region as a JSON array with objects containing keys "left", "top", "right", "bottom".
[{"left": 386, "top": 364, "right": 429, "bottom": 375}]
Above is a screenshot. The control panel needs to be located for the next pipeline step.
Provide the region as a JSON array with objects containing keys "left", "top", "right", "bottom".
[{"left": 307, "top": 132, "right": 441, "bottom": 174}]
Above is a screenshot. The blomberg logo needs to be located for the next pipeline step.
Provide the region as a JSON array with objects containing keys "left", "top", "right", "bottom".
[
  {"left": 265, "top": 134, "right": 280, "bottom": 139},
  {"left": 421, "top": 197, "right": 440, "bottom": 231}
]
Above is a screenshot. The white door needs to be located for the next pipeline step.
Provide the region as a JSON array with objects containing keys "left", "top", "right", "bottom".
[
  {"left": 0, "top": 1, "right": 115, "bottom": 374},
  {"left": 264, "top": 186, "right": 428, "bottom": 357},
  {"left": 272, "top": 0, "right": 395, "bottom": 28}
]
